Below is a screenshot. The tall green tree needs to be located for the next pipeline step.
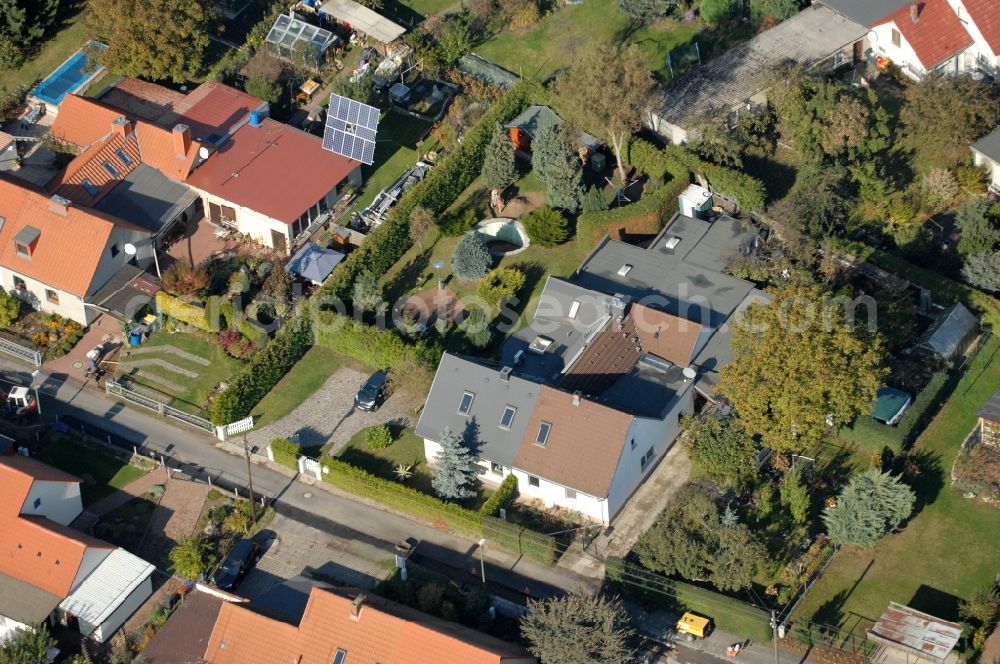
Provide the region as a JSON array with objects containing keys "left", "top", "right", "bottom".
[
  {"left": 554, "top": 44, "right": 654, "bottom": 185},
  {"left": 169, "top": 535, "right": 214, "bottom": 580},
  {"left": 780, "top": 465, "right": 811, "bottom": 525},
  {"left": 823, "top": 470, "right": 915, "bottom": 548},
  {"left": 544, "top": 150, "right": 583, "bottom": 212},
  {"left": 531, "top": 121, "right": 565, "bottom": 182},
  {"left": 451, "top": 233, "right": 493, "bottom": 281},
  {"left": 0, "top": 0, "right": 60, "bottom": 70},
  {"left": 352, "top": 269, "right": 385, "bottom": 314},
  {"left": 956, "top": 199, "right": 1000, "bottom": 256},
  {"left": 481, "top": 124, "right": 517, "bottom": 191},
  {"left": 86, "top": 0, "right": 209, "bottom": 83},
  {"left": 718, "top": 284, "right": 886, "bottom": 452},
  {"left": 0, "top": 624, "right": 57, "bottom": 664},
  {"left": 962, "top": 252, "right": 1000, "bottom": 292},
  {"left": 521, "top": 592, "right": 636, "bottom": 664},
  {"left": 432, "top": 428, "right": 480, "bottom": 499},
  {"left": 680, "top": 412, "right": 758, "bottom": 491}
]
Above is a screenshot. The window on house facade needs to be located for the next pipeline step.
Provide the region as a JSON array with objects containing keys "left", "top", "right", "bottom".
[
  {"left": 12, "top": 276, "right": 26, "bottom": 290},
  {"left": 535, "top": 421, "right": 552, "bottom": 446},
  {"left": 565, "top": 488, "right": 577, "bottom": 500},
  {"left": 640, "top": 447, "right": 656, "bottom": 471},
  {"left": 499, "top": 405, "right": 516, "bottom": 429},
  {"left": 630, "top": 438, "right": 636, "bottom": 451},
  {"left": 892, "top": 28, "right": 901, "bottom": 48},
  {"left": 491, "top": 462, "right": 503, "bottom": 475},
  {"left": 528, "top": 475, "right": 540, "bottom": 487},
  {"left": 458, "top": 391, "right": 474, "bottom": 414},
  {"left": 45, "top": 289, "right": 58, "bottom": 304}
]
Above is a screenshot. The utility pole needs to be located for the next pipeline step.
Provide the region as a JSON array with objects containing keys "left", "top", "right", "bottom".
[
  {"left": 243, "top": 435, "right": 258, "bottom": 528},
  {"left": 477, "top": 538, "right": 487, "bottom": 585},
  {"left": 771, "top": 610, "right": 781, "bottom": 664}
]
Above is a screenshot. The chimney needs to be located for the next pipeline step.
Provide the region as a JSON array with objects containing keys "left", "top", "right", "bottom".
[
  {"left": 111, "top": 116, "right": 133, "bottom": 138},
  {"left": 48, "top": 194, "right": 71, "bottom": 215},
  {"left": 499, "top": 366, "right": 512, "bottom": 382},
  {"left": 350, "top": 594, "right": 367, "bottom": 619},
  {"left": 572, "top": 391, "right": 582, "bottom": 407},
  {"left": 172, "top": 124, "right": 191, "bottom": 158},
  {"left": 909, "top": 1, "right": 919, "bottom": 23}
]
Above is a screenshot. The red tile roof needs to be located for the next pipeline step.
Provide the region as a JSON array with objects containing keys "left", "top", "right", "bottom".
[
  {"left": 164, "top": 81, "right": 264, "bottom": 143},
  {"left": 875, "top": 0, "right": 974, "bottom": 69},
  {"left": 204, "top": 587, "right": 533, "bottom": 664},
  {"left": 51, "top": 132, "right": 142, "bottom": 206},
  {"left": 0, "top": 131, "right": 14, "bottom": 153},
  {"left": 186, "top": 119, "right": 358, "bottom": 224},
  {"left": 964, "top": 0, "right": 1000, "bottom": 54},
  {"left": 134, "top": 122, "right": 200, "bottom": 181},
  {"left": 0, "top": 456, "right": 82, "bottom": 491},
  {"left": 99, "top": 77, "right": 186, "bottom": 124},
  {"left": 0, "top": 459, "right": 111, "bottom": 597},
  {"left": 514, "top": 385, "right": 633, "bottom": 498},
  {"left": 0, "top": 175, "right": 143, "bottom": 297},
  {"left": 49, "top": 95, "right": 132, "bottom": 149}
]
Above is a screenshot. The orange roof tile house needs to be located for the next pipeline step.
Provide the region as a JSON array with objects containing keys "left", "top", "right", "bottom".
[{"left": 0, "top": 456, "right": 154, "bottom": 644}]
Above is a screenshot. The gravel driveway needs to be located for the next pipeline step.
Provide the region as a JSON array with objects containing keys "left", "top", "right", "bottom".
[{"left": 246, "top": 367, "right": 420, "bottom": 453}]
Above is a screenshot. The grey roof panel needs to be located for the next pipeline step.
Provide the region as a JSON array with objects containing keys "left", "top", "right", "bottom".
[
  {"left": 94, "top": 164, "right": 199, "bottom": 235},
  {"left": 504, "top": 105, "right": 562, "bottom": 139},
  {"left": 972, "top": 128, "right": 1000, "bottom": 163},
  {"left": 817, "top": 0, "right": 908, "bottom": 26},
  {"left": 415, "top": 353, "right": 543, "bottom": 467},
  {"left": 977, "top": 388, "right": 1000, "bottom": 422},
  {"left": 650, "top": 4, "right": 868, "bottom": 128},
  {"left": 0, "top": 572, "right": 62, "bottom": 624},
  {"left": 917, "top": 303, "right": 978, "bottom": 360},
  {"left": 13, "top": 224, "right": 40, "bottom": 246}
]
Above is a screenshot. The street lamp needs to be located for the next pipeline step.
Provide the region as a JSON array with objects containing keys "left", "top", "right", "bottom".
[
  {"left": 477, "top": 538, "right": 487, "bottom": 585},
  {"left": 30, "top": 369, "right": 42, "bottom": 415},
  {"left": 433, "top": 260, "right": 446, "bottom": 291}
]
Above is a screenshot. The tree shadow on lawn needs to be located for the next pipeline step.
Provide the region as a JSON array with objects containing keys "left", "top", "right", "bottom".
[
  {"left": 893, "top": 449, "right": 944, "bottom": 518},
  {"left": 384, "top": 248, "right": 434, "bottom": 305},
  {"left": 743, "top": 153, "right": 797, "bottom": 203},
  {"left": 810, "top": 558, "right": 876, "bottom": 627}
]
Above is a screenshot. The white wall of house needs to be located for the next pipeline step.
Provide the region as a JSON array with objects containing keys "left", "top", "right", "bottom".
[
  {"left": 973, "top": 150, "right": 1000, "bottom": 190},
  {"left": 84, "top": 574, "right": 153, "bottom": 643},
  {"left": 508, "top": 467, "right": 607, "bottom": 522},
  {"left": 88, "top": 227, "right": 155, "bottom": 296},
  {"left": 947, "top": 0, "right": 1000, "bottom": 75},
  {"left": 71, "top": 547, "right": 112, "bottom": 593},
  {"left": 0, "top": 268, "right": 91, "bottom": 325},
  {"left": 869, "top": 22, "right": 964, "bottom": 79},
  {"left": 0, "top": 615, "right": 29, "bottom": 644},
  {"left": 19, "top": 480, "right": 83, "bottom": 526}
]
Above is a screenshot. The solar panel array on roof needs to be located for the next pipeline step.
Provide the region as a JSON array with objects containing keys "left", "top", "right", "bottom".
[{"left": 322, "top": 93, "right": 380, "bottom": 164}]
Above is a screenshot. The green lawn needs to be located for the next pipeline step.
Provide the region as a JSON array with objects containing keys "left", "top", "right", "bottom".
[
  {"left": 1, "top": 12, "right": 89, "bottom": 93},
  {"left": 35, "top": 434, "right": 147, "bottom": 505},
  {"left": 251, "top": 346, "right": 364, "bottom": 429},
  {"left": 352, "top": 111, "right": 435, "bottom": 211},
  {"left": 795, "top": 336, "right": 1000, "bottom": 628},
  {"left": 119, "top": 331, "right": 238, "bottom": 415}
]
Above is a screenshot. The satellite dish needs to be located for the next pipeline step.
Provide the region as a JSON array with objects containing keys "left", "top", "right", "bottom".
[
  {"left": 198, "top": 146, "right": 210, "bottom": 159},
  {"left": 123, "top": 243, "right": 137, "bottom": 256},
  {"left": 682, "top": 367, "right": 697, "bottom": 380}
]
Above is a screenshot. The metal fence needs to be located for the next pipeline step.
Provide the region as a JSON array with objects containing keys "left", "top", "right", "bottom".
[
  {"left": 0, "top": 336, "right": 42, "bottom": 366},
  {"left": 105, "top": 379, "right": 214, "bottom": 433}
]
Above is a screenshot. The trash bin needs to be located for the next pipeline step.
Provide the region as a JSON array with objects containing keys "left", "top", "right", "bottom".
[
  {"left": 590, "top": 152, "right": 607, "bottom": 173},
  {"left": 128, "top": 331, "right": 142, "bottom": 347}
]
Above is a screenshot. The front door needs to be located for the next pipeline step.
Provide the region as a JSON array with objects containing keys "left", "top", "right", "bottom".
[
  {"left": 271, "top": 229, "right": 288, "bottom": 254},
  {"left": 853, "top": 40, "right": 863, "bottom": 63}
]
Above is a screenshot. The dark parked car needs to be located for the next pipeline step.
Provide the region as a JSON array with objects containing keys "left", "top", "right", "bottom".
[
  {"left": 213, "top": 538, "right": 259, "bottom": 590},
  {"left": 354, "top": 370, "right": 387, "bottom": 412}
]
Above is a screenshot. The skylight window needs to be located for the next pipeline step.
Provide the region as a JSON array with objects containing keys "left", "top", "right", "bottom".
[
  {"left": 665, "top": 236, "right": 682, "bottom": 250},
  {"left": 332, "top": 649, "right": 347, "bottom": 664},
  {"left": 81, "top": 179, "right": 99, "bottom": 197},
  {"left": 102, "top": 160, "right": 121, "bottom": 178},
  {"left": 535, "top": 421, "right": 552, "bottom": 446},
  {"left": 568, "top": 300, "right": 581, "bottom": 319},
  {"left": 458, "top": 391, "right": 475, "bottom": 415},
  {"left": 528, "top": 336, "right": 553, "bottom": 354},
  {"left": 115, "top": 149, "right": 133, "bottom": 167},
  {"left": 499, "top": 405, "right": 516, "bottom": 429},
  {"left": 617, "top": 264, "right": 633, "bottom": 277}
]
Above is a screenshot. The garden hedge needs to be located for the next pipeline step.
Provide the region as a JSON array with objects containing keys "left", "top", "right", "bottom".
[
  {"left": 605, "top": 557, "right": 772, "bottom": 643},
  {"left": 322, "top": 81, "right": 543, "bottom": 301},
  {"left": 216, "top": 297, "right": 268, "bottom": 343},
  {"left": 208, "top": 318, "right": 312, "bottom": 425},
  {"left": 312, "top": 310, "right": 409, "bottom": 368},
  {"left": 482, "top": 515, "right": 558, "bottom": 565},
  {"left": 269, "top": 437, "right": 300, "bottom": 470},
  {"left": 576, "top": 177, "right": 688, "bottom": 251},
  {"left": 478, "top": 474, "right": 517, "bottom": 516},
  {"left": 156, "top": 292, "right": 211, "bottom": 332}
]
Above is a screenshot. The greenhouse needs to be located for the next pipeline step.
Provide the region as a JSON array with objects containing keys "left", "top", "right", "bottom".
[{"left": 265, "top": 13, "right": 338, "bottom": 70}]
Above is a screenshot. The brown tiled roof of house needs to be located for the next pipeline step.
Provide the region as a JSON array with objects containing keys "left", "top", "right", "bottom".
[
  {"left": 163, "top": 81, "right": 264, "bottom": 143},
  {"left": 514, "top": 385, "right": 633, "bottom": 498},
  {"left": 0, "top": 456, "right": 82, "bottom": 488},
  {"left": 875, "top": 0, "right": 973, "bottom": 69},
  {"left": 186, "top": 118, "right": 358, "bottom": 224},
  {"left": 561, "top": 317, "right": 642, "bottom": 396},
  {"left": 204, "top": 587, "right": 533, "bottom": 664},
  {"left": 100, "top": 77, "right": 186, "bottom": 124},
  {"left": 965, "top": 0, "right": 1000, "bottom": 54},
  {"left": 981, "top": 620, "right": 1000, "bottom": 664},
  {"left": 0, "top": 175, "right": 144, "bottom": 297},
  {"left": 134, "top": 122, "right": 200, "bottom": 181},
  {"left": 139, "top": 590, "right": 226, "bottom": 664},
  {"left": 52, "top": 132, "right": 142, "bottom": 206},
  {"left": 49, "top": 95, "right": 132, "bottom": 148},
  {"left": 632, "top": 303, "right": 702, "bottom": 366}
]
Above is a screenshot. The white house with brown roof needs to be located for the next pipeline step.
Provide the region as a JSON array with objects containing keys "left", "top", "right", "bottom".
[{"left": 0, "top": 456, "right": 154, "bottom": 644}]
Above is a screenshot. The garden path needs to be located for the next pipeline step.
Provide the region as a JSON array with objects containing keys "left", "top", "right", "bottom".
[
  {"left": 72, "top": 465, "right": 165, "bottom": 532},
  {"left": 245, "top": 367, "right": 420, "bottom": 454}
]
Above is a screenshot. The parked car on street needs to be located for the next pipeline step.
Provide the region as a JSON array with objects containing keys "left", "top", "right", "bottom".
[
  {"left": 213, "top": 538, "right": 259, "bottom": 590},
  {"left": 354, "top": 370, "right": 387, "bottom": 412}
]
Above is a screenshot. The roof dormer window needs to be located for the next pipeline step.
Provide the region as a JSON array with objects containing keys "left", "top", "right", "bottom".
[
  {"left": 102, "top": 160, "right": 121, "bottom": 178},
  {"left": 568, "top": 300, "right": 581, "bottom": 319},
  {"left": 665, "top": 236, "right": 681, "bottom": 250},
  {"left": 13, "top": 226, "right": 40, "bottom": 258}
]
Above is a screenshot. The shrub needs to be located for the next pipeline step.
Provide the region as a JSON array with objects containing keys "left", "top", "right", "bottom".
[
  {"left": 478, "top": 474, "right": 517, "bottom": 516},
  {"left": 581, "top": 185, "right": 609, "bottom": 214},
  {"left": 664, "top": 145, "right": 767, "bottom": 211},
  {"left": 962, "top": 252, "right": 1000, "bottom": 291},
  {"left": 477, "top": 267, "right": 526, "bottom": 306},
  {"left": 922, "top": 168, "right": 959, "bottom": 210},
  {"left": 217, "top": 329, "right": 256, "bottom": 360},
  {"left": 156, "top": 291, "right": 212, "bottom": 331},
  {"left": 162, "top": 262, "right": 209, "bottom": 299},
  {"left": 0, "top": 289, "right": 20, "bottom": 327},
  {"left": 269, "top": 436, "right": 301, "bottom": 469},
  {"left": 366, "top": 424, "right": 394, "bottom": 449},
  {"left": 510, "top": 2, "right": 541, "bottom": 29},
  {"left": 452, "top": 234, "right": 493, "bottom": 281},
  {"left": 956, "top": 164, "right": 987, "bottom": 191},
  {"left": 462, "top": 306, "right": 492, "bottom": 348},
  {"left": 523, "top": 206, "right": 568, "bottom": 247},
  {"left": 228, "top": 270, "right": 251, "bottom": 295},
  {"left": 245, "top": 75, "right": 281, "bottom": 104},
  {"left": 576, "top": 177, "right": 684, "bottom": 251},
  {"left": 169, "top": 535, "right": 213, "bottom": 580}
]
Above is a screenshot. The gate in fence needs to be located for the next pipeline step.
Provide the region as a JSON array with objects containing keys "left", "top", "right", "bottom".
[
  {"left": 105, "top": 379, "right": 214, "bottom": 433},
  {"left": 0, "top": 336, "right": 42, "bottom": 366}
]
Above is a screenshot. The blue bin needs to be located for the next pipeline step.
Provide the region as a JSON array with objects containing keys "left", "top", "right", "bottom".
[{"left": 128, "top": 331, "right": 142, "bottom": 347}]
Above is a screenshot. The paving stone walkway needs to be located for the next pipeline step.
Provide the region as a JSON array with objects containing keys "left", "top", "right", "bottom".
[{"left": 138, "top": 473, "right": 210, "bottom": 570}]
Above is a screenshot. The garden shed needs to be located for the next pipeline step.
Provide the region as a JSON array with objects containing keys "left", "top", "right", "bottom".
[
  {"left": 504, "top": 105, "right": 600, "bottom": 155},
  {"left": 867, "top": 603, "right": 961, "bottom": 664},
  {"left": 916, "top": 303, "right": 978, "bottom": 364},
  {"left": 266, "top": 13, "right": 338, "bottom": 70},
  {"left": 318, "top": 0, "right": 406, "bottom": 45}
]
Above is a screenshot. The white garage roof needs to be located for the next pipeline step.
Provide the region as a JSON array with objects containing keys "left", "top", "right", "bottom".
[
  {"left": 319, "top": 0, "right": 407, "bottom": 43},
  {"left": 60, "top": 548, "right": 154, "bottom": 627}
]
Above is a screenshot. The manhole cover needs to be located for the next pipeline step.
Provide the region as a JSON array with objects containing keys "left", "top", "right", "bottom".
[
  {"left": 302, "top": 492, "right": 313, "bottom": 499},
  {"left": 72, "top": 361, "right": 84, "bottom": 369}
]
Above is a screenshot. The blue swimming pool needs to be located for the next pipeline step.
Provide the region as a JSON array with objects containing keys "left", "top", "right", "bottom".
[{"left": 31, "top": 43, "right": 106, "bottom": 106}]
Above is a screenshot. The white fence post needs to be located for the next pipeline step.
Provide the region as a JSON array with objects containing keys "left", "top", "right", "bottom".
[{"left": 266, "top": 445, "right": 275, "bottom": 462}]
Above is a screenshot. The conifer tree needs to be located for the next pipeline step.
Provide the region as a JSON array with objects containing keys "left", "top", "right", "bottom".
[
  {"left": 481, "top": 124, "right": 517, "bottom": 191},
  {"left": 432, "top": 428, "right": 479, "bottom": 500}
]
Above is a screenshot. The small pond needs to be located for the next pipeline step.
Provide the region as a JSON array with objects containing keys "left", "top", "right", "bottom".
[{"left": 473, "top": 218, "right": 530, "bottom": 256}]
